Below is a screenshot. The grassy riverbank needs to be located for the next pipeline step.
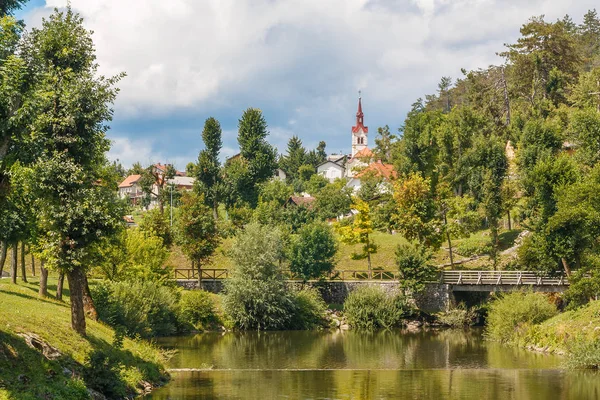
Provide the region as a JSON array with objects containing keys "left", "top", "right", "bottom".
[
  {"left": 0, "top": 280, "right": 170, "bottom": 399},
  {"left": 486, "top": 292, "right": 600, "bottom": 369}
]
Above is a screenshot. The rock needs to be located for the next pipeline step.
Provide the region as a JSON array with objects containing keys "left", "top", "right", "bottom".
[
  {"left": 88, "top": 388, "right": 107, "bottom": 400},
  {"left": 405, "top": 321, "right": 422, "bottom": 332},
  {"left": 340, "top": 324, "right": 350, "bottom": 330},
  {"left": 17, "top": 333, "right": 61, "bottom": 360}
]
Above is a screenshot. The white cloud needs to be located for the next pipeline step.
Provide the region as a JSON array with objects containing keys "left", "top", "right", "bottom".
[
  {"left": 107, "top": 136, "right": 154, "bottom": 169},
  {"left": 24, "top": 0, "right": 600, "bottom": 163}
]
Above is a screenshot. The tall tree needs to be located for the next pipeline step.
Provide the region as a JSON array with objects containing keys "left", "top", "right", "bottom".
[
  {"left": 336, "top": 199, "right": 378, "bottom": 276},
  {"left": 196, "top": 117, "right": 223, "bottom": 219},
  {"left": 27, "top": 8, "right": 125, "bottom": 335},
  {"left": 236, "top": 108, "right": 277, "bottom": 206},
  {"left": 279, "top": 135, "right": 307, "bottom": 181},
  {"left": 373, "top": 125, "right": 396, "bottom": 163}
]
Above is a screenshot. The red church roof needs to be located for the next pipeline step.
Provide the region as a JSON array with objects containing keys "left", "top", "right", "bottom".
[
  {"left": 357, "top": 160, "right": 397, "bottom": 180},
  {"left": 351, "top": 97, "right": 369, "bottom": 134}
]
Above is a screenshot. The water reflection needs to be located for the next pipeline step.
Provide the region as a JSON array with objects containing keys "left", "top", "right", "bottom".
[{"left": 145, "top": 329, "right": 600, "bottom": 399}]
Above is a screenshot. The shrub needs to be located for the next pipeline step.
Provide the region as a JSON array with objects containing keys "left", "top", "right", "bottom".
[
  {"left": 290, "top": 288, "right": 328, "bottom": 330},
  {"left": 396, "top": 241, "right": 437, "bottom": 294},
  {"left": 485, "top": 291, "right": 558, "bottom": 343},
  {"left": 343, "top": 286, "right": 410, "bottom": 330},
  {"left": 565, "top": 338, "right": 600, "bottom": 369},
  {"left": 179, "top": 290, "right": 219, "bottom": 331},
  {"left": 139, "top": 208, "right": 173, "bottom": 247},
  {"left": 455, "top": 237, "right": 492, "bottom": 257},
  {"left": 288, "top": 222, "right": 338, "bottom": 282},
  {"left": 93, "top": 281, "right": 182, "bottom": 338},
  {"left": 436, "top": 304, "right": 477, "bottom": 327},
  {"left": 223, "top": 224, "right": 295, "bottom": 330}
]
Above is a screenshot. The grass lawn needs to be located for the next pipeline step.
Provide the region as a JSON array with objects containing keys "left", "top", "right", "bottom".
[{"left": 0, "top": 277, "right": 168, "bottom": 399}]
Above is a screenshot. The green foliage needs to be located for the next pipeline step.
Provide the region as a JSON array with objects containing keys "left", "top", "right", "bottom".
[
  {"left": 288, "top": 222, "right": 337, "bottom": 282},
  {"left": 343, "top": 286, "right": 410, "bottom": 330},
  {"left": 289, "top": 288, "right": 328, "bottom": 330},
  {"left": 195, "top": 117, "right": 223, "bottom": 216},
  {"left": 336, "top": 199, "right": 378, "bottom": 270},
  {"left": 485, "top": 291, "right": 558, "bottom": 343},
  {"left": 139, "top": 208, "right": 173, "bottom": 247},
  {"left": 279, "top": 135, "right": 307, "bottom": 181},
  {"left": 179, "top": 290, "right": 219, "bottom": 331},
  {"left": 565, "top": 338, "right": 600, "bottom": 369},
  {"left": 222, "top": 224, "right": 294, "bottom": 330},
  {"left": 396, "top": 241, "right": 437, "bottom": 294},
  {"left": 93, "top": 280, "right": 183, "bottom": 338},
  {"left": 95, "top": 228, "right": 171, "bottom": 282},
  {"left": 314, "top": 179, "right": 353, "bottom": 219},
  {"left": 83, "top": 350, "right": 128, "bottom": 399},
  {"left": 454, "top": 236, "right": 492, "bottom": 257},
  {"left": 568, "top": 107, "right": 600, "bottom": 168},
  {"left": 436, "top": 304, "right": 477, "bottom": 327},
  {"left": 174, "top": 192, "right": 220, "bottom": 268}
]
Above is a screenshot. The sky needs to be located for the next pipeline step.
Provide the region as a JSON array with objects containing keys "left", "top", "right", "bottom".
[{"left": 15, "top": 0, "right": 600, "bottom": 170}]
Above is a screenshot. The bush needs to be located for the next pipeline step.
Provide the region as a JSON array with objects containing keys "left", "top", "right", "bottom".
[
  {"left": 289, "top": 288, "right": 328, "bottom": 330},
  {"left": 396, "top": 241, "right": 437, "bottom": 294},
  {"left": 343, "top": 286, "right": 410, "bottom": 330},
  {"left": 565, "top": 338, "right": 600, "bottom": 369},
  {"left": 179, "top": 290, "right": 219, "bottom": 331},
  {"left": 436, "top": 304, "right": 477, "bottom": 327},
  {"left": 93, "top": 281, "right": 182, "bottom": 338},
  {"left": 223, "top": 224, "right": 295, "bottom": 330},
  {"left": 485, "top": 291, "right": 558, "bottom": 343},
  {"left": 455, "top": 236, "right": 492, "bottom": 257}
]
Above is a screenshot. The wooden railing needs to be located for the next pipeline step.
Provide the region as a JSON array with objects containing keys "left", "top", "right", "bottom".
[
  {"left": 173, "top": 268, "right": 399, "bottom": 281},
  {"left": 174, "top": 269, "right": 569, "bottom": 285},
  {"left": 440, "top": 270, "right": 569, "bottom": 286}
]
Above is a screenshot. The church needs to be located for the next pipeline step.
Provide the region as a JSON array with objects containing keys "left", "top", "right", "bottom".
[{"left": 316, "top": 96, "right": 396, "bottom": 190}]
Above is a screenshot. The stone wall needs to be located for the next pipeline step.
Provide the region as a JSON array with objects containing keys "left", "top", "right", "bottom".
[{"left": 175, "top": 280, "right": 454, "bottom": 312}]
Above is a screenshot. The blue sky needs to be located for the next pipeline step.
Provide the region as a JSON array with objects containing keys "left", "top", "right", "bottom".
[{"left": 17, "top": 0, "right": 600, "bottom": 169}]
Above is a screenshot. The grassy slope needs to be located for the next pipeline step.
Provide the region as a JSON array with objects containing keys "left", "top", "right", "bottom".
[
  {"left": 167, "top": 229, "right": 523, "bottom": 273},
  {"left": 523, "top": 301, "right": 600, "bottom": 354},
  {"left": 0, "top": 279, "right": 169, "bottom": 400}
]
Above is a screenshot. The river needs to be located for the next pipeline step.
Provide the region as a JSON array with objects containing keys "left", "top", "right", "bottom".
[{"left": 144, "top": 329, "right": 600, "bottom": 399}]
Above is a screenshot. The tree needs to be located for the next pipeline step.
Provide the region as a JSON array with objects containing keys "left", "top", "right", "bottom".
[
  {"left": 236, "top": 108, "right": 277, "bottom": 206},
  {"left": 288, "top": 222, "right": 337, "bottom": 282},
  {"left": 336, "top": 199, "right": 377, "bottom": 275},
  {"left": 138, "top": 208, "right": 173, "bottom": 247},
  {"left": 174, "top": 192, "right": 220, "bottom": 285},
  {"left": 279, "top": 135, "right": 307, "bottom": 181},
  {"left": 196, "top": 117, "right": 223, "bottom": 219},
  {"left": 396, "top": 241, "right": 437, "bottom": 295},
  {"left": 314, "top": 179, "right": 353, "bottom": 220},
  {"left": 393, "top": 173, "right": 441, "bottom": 248},
  {"left": 222, "top": 223, "right": 293, "bottom": 330},
  {"left": 305, "top": 141, "right": 327, "bottom": 168},
  {"left": 0, "top": 0, "right": 27, "bottom": 16},
  {"left": 139, "top": 163, "right": 176, "bottom": 213},
  {"left": 373, "top": 125, "right": 395, "bottom": 163},
  {"left": 26, "top": 8, "right": 125, "bottom": 335}
]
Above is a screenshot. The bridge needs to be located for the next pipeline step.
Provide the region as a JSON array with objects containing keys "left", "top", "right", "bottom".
[{"left": 174, "top": 268, "right": 569, "bottom": 292}]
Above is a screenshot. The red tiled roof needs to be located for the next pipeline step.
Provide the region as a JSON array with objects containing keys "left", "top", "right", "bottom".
[
  {"left": 352, "top": 147, "right": 374, "bottom": 159},
  {"left": 287, "top": 196, "right": 316, "bottom": 207},
  {"left": 357, "top": 161, "right": 397, "bottom": 180},
  {"left": 118, "top": 174, "right": 141, "bottom": 188}
]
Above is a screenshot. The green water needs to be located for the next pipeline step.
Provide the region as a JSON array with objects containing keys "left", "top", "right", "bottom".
[{"left": 145, "top": 329, "right": 600, "bottom": 399}]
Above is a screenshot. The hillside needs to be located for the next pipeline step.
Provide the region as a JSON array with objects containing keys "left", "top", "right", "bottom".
[{"left": 0, "top": 280, "right": 169, "bottom": 399}]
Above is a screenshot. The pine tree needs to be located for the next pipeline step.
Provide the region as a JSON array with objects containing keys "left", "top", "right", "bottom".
[{"left": 196, "top": 117, "right": 223, "bottom": 219}]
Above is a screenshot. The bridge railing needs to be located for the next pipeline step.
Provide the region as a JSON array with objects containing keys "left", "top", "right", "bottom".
[
  {"left": 173, "top": 268, "right": 399, "bottom": 281},
  {"left": 440, "top": 270, "right": 568, "bottom": 286}
]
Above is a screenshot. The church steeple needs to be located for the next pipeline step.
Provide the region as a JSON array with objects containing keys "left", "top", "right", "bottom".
[{"left": 351, "top": 92, "right": 368, "bottom": 157}]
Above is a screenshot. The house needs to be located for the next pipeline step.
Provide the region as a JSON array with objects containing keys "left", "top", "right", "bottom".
[
  {"left": 286, "top": 195, "right": 316, "bottom": 209},
  {"left": 118, "top": 163, "right": 193, "bottom": 208},
  {"left": 274, "top": 168, "right": 287, "bottom": 181},
  {"left": 346, "top": 160, "right": 397, "bottom": 193},
  {"left": 317, "top": 155, "right": 346, "bottom": 182}
]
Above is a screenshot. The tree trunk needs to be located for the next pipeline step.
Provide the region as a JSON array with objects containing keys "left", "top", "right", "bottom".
[
  {"left": 20, "top": 242, "right": 27, "bottom": 283},
  {"left": 66, "top": 268, "right": 87, "bottom": 335},
  {"left": 197, "top": 259, "right": 202, "bottom": 287},
  {"left": 11, "top": 245, "right": 17, "bottom": 284},
  {"left": 82, "top": 273, "right": 98, "bottom": 321},
  {"left": 507, "top": 210, "right": 512, "bottom": 231},
  {"left": 30, "top": 250, "right": 35, "bottom": 277},
  {"left": 56, "top": 273, "right": 65, "bottom": 301},
  {"left": 39, "top": 261, "right": 49, "bottom": 298},
  {"left": 0, "top": 241, "right": 7, "bottom": 277},
  {"left": 444, "top": 210, "right": 454, "bottom": 268},
  {"left": 366, "top": 234, "right": 372, "bottom": 279},
  {"left": 213, "top": 200, "right": 218, "bottom": 221},
  {"left": 561, "top": 258, "right": 572, "bottom": 277}
]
